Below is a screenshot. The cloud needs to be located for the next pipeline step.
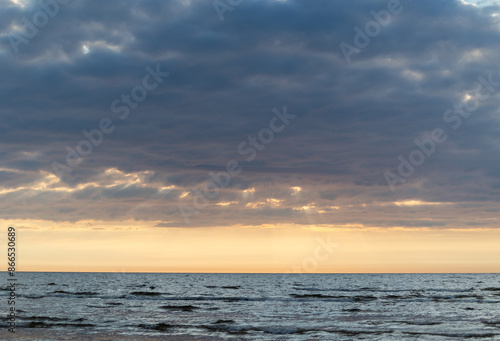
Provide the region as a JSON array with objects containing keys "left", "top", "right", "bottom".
[{"left": 0, "top": 0, "right": 499, "bottom": 228}]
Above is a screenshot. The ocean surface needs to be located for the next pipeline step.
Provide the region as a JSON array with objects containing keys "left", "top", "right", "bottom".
[{"left": 1, "top": 273, "right": 500, "bottom": 340}]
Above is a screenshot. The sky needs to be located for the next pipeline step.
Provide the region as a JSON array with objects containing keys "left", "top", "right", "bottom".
[{"left": 1, "top": 0, "right": 500, "bottom": 272}]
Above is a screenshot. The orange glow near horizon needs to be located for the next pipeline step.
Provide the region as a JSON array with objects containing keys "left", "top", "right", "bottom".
[{"left": 4, "top": 219, "right": 500, "bottom": 273}]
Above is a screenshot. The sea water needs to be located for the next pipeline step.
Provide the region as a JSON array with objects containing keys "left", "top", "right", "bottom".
[{"left": 1, "top": 273, "right": 500, "bottom": 340}]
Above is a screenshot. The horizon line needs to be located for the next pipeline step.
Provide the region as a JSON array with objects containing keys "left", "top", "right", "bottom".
[{"left": 4, "top": 271, "right": 499, "bottom": 274}]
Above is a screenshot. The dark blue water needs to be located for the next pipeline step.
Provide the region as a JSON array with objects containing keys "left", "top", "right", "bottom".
[{"left": 1, "top": 273, "right": 500, "bottom": 340}]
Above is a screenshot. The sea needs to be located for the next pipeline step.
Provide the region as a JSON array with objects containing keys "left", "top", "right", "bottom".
[{"left": 1, "top": 273, "right": 500, "bottom": 340}]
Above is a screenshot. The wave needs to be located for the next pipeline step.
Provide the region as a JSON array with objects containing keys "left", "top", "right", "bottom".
[
  {"left": 9, "top": 316, "right": 94, "bottom": 329},
  {"left": 332, "top": 329, "right": 394, "bottom": 336},
  {"left": 403, "top": 331, "right": 498, "bottom": 338},
  {"left": 291, "top": 286, "right": 476, "bottom": 294},
  {"left": 392, "top": 320, "right": 442, "bottom": 326},
  {"left": 21, "top": 316, "right": 72, "bottom": 322},
  {"left": 290, "top": 293, "right": 345, "bottom": 299},
  {"left": 129, "top": 291, "right": 163, "bottom": 296},
  {"left": 106, "top": 302, "right": 122, "bottom": 306},
  {"left": 138, "top": 323, "right": 179, "bottom": 331},
  {"left": 482, "top": 320, "right": 500, "bottom": 327},
  {"left": 342, "top": 308, "right": 362, "bottom": 312},
  {"left": 204, "top": 285, "right": 241, "bottom": 289},
  {"left": 51, "top": 290, "right": 99, "bottom": 296},
  {"left": 159, "top": 305, "right": 200, "bottom": 311},
  {"left": 23, "top": 321, "right": 95, "bottom": 328},
  {"left": 22, "top": 295, "right": 45, "bottom": 299}
]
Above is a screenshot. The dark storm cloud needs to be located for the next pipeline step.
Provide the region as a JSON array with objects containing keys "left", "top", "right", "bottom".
[{"left": 0, "top": 0, "right": 499, "bottom": 227}]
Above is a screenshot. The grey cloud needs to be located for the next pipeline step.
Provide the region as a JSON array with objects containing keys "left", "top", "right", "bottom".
[{"left": 0, "top": 0, "right": 499, "bottom": 228}]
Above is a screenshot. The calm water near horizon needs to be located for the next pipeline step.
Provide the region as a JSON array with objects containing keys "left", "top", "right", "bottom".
[{"left": 1, "top": 272, "right": 500, "bottom": 340}]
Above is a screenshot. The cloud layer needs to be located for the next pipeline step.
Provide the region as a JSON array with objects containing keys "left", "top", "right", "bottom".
[{"left": 0, "top": 0, "right": 499, "bottom": 228}]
